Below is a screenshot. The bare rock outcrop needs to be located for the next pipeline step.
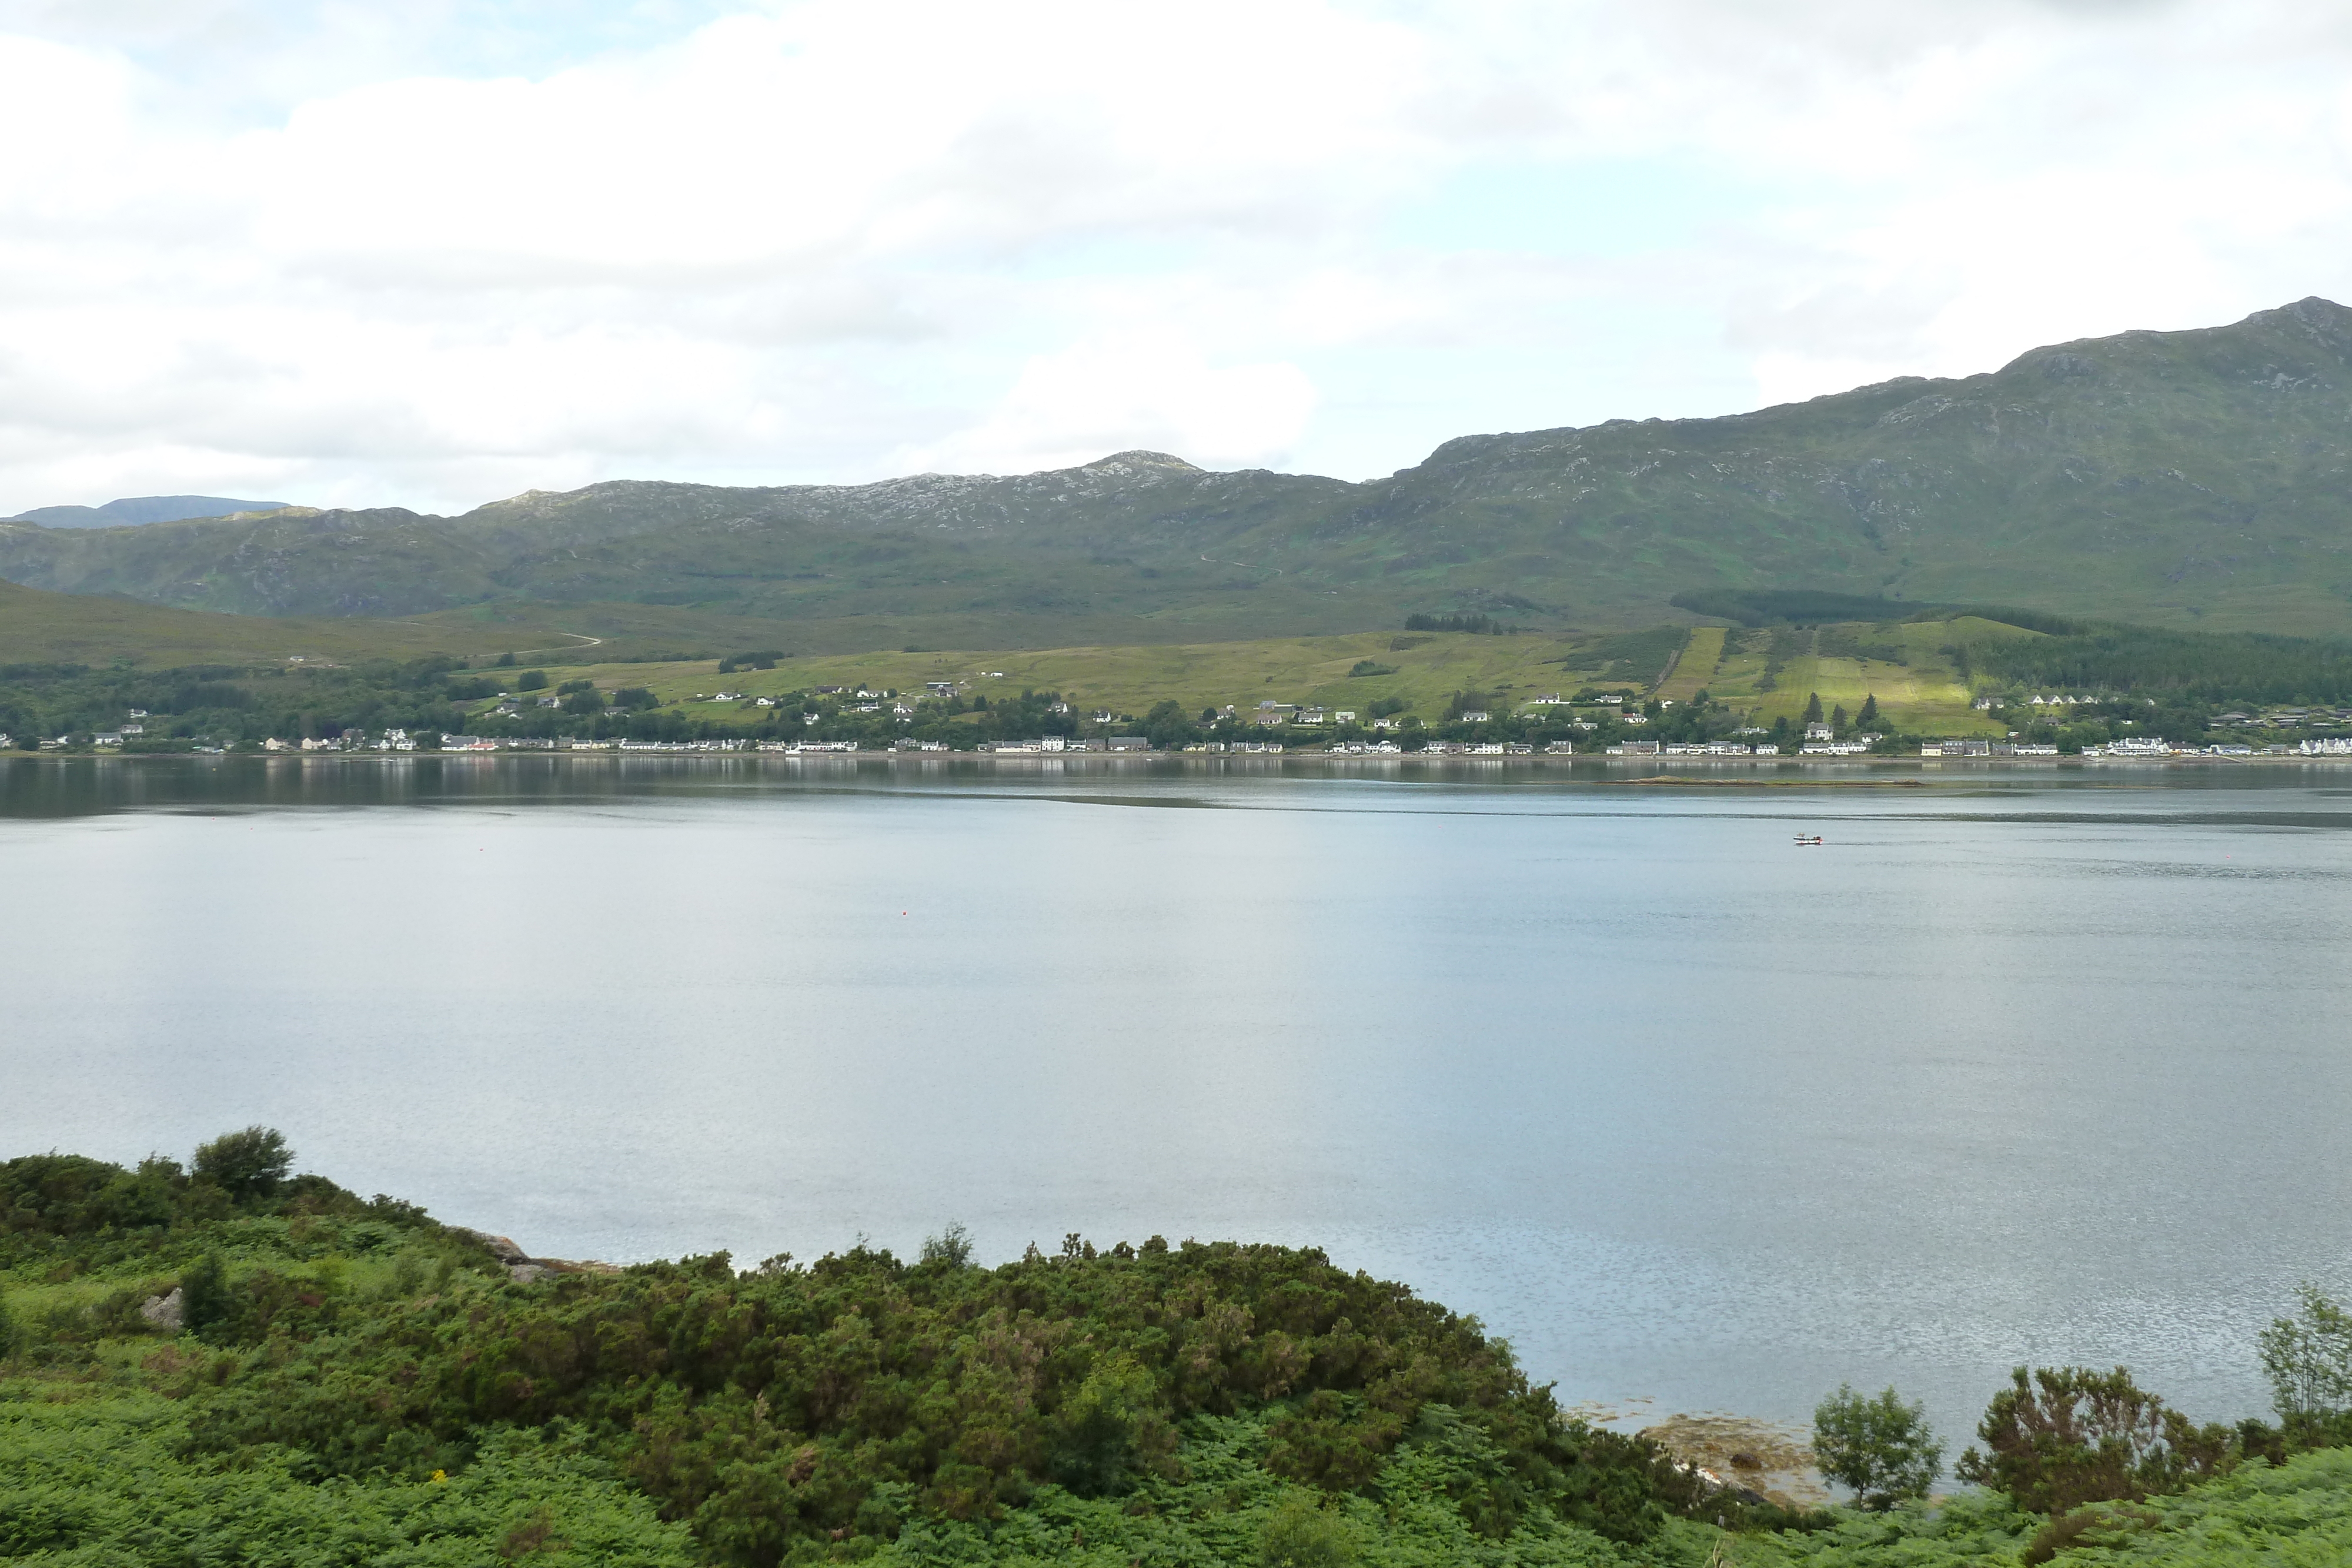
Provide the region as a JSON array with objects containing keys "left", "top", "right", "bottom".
[{"left": 452, "top": 1226, "right": 623, "bottom": 1282}]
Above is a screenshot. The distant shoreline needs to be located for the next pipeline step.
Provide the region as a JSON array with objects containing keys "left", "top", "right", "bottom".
[{"left": 6, "top": 750, "right": 2344, "bottom": 770}]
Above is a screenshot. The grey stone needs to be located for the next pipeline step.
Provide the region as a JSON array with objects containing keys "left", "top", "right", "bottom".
[
  {"left": 453, "top": 1228, "right": 530, "bottom": 1266},
  {"left": 141, "top": 1286, "right": 184, "bottom": 1332}
]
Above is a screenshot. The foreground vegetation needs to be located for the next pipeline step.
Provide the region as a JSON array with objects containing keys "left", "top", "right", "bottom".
[
  {"left": 2, "top": 1136, "right": 1744, "bottom": 1566},
  {"left": 6, "top": 1134, "right": 2352, "bottom": 1565}
]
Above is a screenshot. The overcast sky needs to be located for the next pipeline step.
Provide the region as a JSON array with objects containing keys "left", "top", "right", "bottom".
[{"left": 1, "top": 0, "right": 2346, "bottom": 514}]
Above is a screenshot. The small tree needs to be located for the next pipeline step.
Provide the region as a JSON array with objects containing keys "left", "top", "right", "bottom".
[
  {"left": 1858, "top": 693, "right": 1880, "bottom": 726},
  {"left": 2260, "top": 1285, "right": 2352, "bottom": 1420},
  {"left": 192, "top": 1126, "right": 293, "bottom": 1202},
  {"left": 1803, "top": 692, "right": 1825, "bottom": 724},
  {"left": 1814, "top": 1384, "right": 1942, "bottom": 1509}
]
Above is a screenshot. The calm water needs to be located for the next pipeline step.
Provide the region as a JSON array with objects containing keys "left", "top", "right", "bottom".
[{"left": 5, "top": 754, "right": 2350, "bottom": 1446}]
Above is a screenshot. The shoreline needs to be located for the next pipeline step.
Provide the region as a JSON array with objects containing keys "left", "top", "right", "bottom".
[{"left": 5, "top": 750, "right": 2347, "bottom": 770}]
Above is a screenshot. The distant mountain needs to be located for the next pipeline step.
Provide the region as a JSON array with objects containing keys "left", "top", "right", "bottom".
[
  {"left": 6, "top": 496, "right": 292, "bottom": 529},
  {"left": 8, "top": 300, "right": 2352, "bottom": 639}
]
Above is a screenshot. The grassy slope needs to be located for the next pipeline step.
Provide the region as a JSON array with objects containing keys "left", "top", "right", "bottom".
[
  {"left": 1686, "top": 618, "right": 2036, "bottom": 733},
  {"left": 620, "top": 631, "right": 1603, "bottom": 724},
  {"left": 0, "top": 578, "right": 613, "bottom": 667},
  {"left": 442, "top": 618, "right": 2009, "bottom": 737}
]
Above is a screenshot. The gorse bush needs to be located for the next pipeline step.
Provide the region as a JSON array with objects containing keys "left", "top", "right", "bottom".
[
  {"left": 178, "top": 1251, "right": 230, "bottom": 1338},
  {"left": 1953, "top": 1365, "right": 2234, "bottom": 1513},
  {"left": 178, "top": 1237, "right": 1678, "bottom": 1563}
]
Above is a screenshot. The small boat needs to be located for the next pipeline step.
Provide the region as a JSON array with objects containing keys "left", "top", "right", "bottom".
[{"left": 1794, "top": 834, "right": 1823, "bottom": 845}]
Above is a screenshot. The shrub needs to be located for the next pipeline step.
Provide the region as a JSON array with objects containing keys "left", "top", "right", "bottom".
[
  {"left": 514, "top": 670, "right": 548, "bottom": 691},
  {"left": 180, "top": 1253, "right": 230, "bottom": 1339},
  {"left": 1954, "top": 1366, "right": 2232, "bottom": 1513},
  {"left": 2020, "top": 1502, "right": 2161, "bottom": 1566},
  {"left": 1813, "top": 1383, "right": 1942, "bottom": 1509},
  {"left": 1256, "top": 1491, "right": 1361, "bottom": 1568},
  {"left": 1266, "top": 1390, "right": 1402, "bottom": 1492},
  {"left": 1047, "top": 1353, "right": 1166, "bottom": 1496}
]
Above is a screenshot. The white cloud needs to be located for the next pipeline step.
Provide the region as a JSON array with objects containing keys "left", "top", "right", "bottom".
[{"left": 2, "top": 0, "right": 2352, "bottom": 512}]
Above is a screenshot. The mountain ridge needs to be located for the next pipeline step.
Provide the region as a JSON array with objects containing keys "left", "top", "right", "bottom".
[
  {"left": 6, "top": 300, "right": 2352, "bottom": 640},
  {"left": 6, "top": 495, "right": 292, "bottom": 529}
]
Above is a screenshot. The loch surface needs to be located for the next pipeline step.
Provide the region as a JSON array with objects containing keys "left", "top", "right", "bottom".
[{"left": 5, "top": 754, "right": 2350, "bottom": 1442}]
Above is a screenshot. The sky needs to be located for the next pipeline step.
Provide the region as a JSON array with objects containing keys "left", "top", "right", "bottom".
[{"left": 2, "top": 0, "right": 2350, "bottom": 514}]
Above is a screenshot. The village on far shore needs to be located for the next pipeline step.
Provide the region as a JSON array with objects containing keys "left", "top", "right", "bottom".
[{"left": 15, "top": 673, "right": 2352, "bottom": 762}]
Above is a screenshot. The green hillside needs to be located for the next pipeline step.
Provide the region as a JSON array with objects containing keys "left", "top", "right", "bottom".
[
  {"left": 11, "top": 299, "right": 2352, "bottom": 645},
  {"left": 0, "top": 576, "right": 602, "bottom": 667}
]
